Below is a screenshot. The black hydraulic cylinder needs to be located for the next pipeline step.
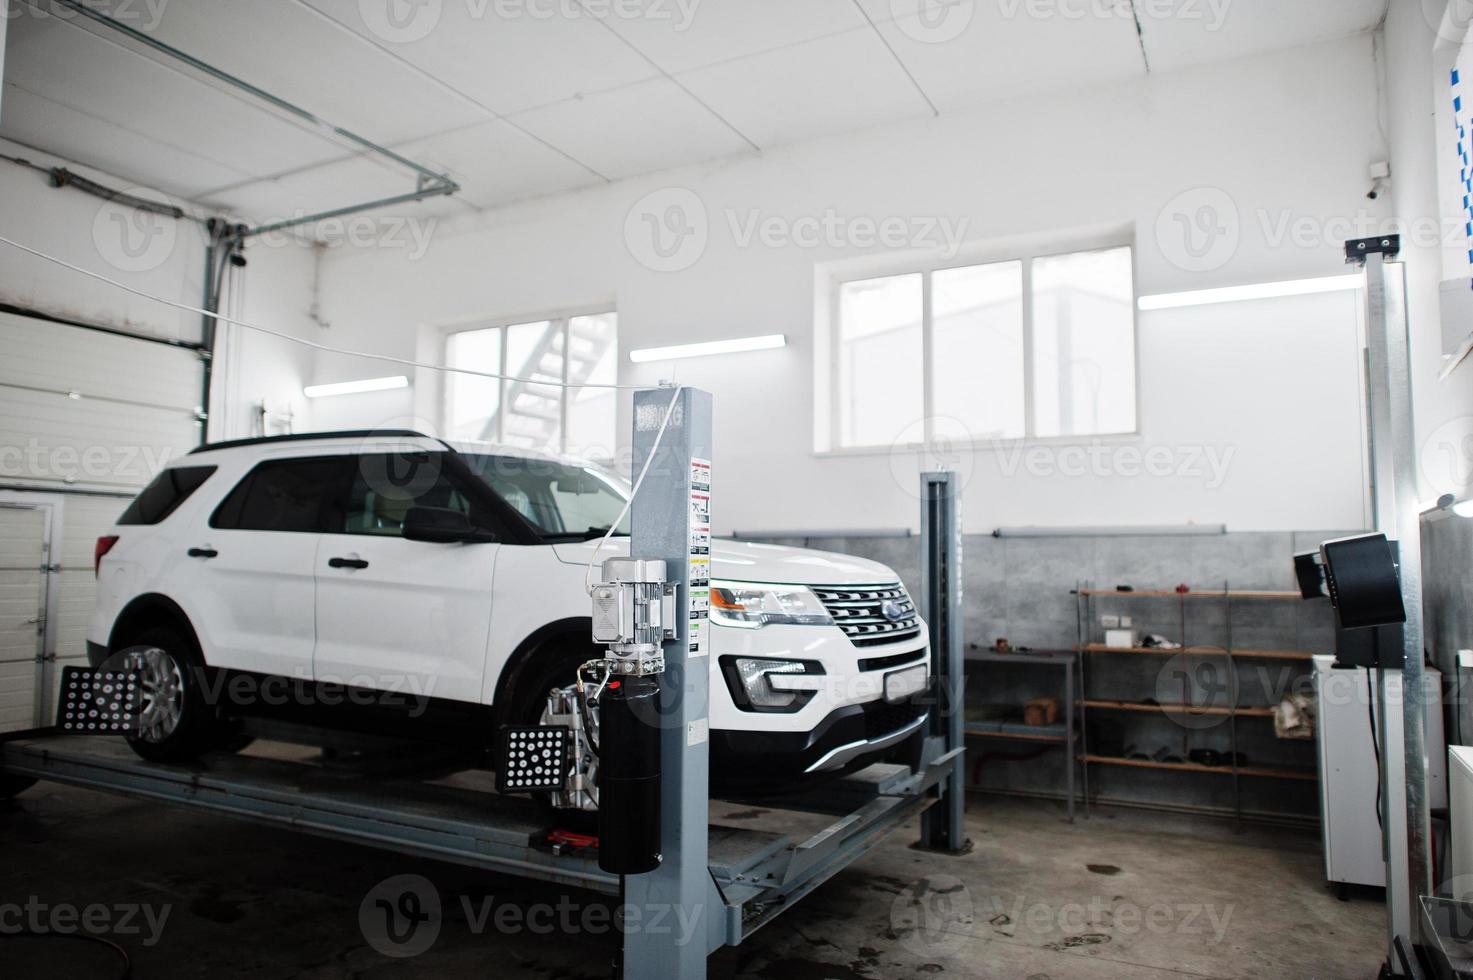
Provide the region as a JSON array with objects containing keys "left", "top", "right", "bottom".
[{"left": 597, "top": 674, "right": 662, "bottom": 875}]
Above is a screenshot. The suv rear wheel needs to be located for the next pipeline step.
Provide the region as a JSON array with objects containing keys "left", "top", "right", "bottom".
[{"left": 119, "top": 627, "right": 217, "bottom": 763}]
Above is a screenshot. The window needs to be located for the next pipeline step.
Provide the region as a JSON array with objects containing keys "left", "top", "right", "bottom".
[
  {"left": 461, "top": 453, "right": 629, "bottom": 539},
  {"left": 118, "top": 466, "right": 216, "bottom": 525},
  {"left": 344, "top": 454, "right": 502, "bottom": 539},
  {"left": 828, "top": 244, "right": 1136, "bottom": 449},
  {"left": 211, "top": 457, "right": 349, "bottom": 533},
  {"left": 445, "top": 312, "right": 618, "bottom": 457}
]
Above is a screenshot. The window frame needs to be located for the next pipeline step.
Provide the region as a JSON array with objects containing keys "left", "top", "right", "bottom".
[
  {"left": 441, "top": 305, "right": 618, "bottom": 453},
  {"left": 821, "top": 233, "right": 1140, "bottom": 454}
]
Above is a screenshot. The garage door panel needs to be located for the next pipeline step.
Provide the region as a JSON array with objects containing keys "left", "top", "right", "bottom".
[
  {"left": 0, "top": 313, "right": 202, "bottom": 410},
  {"left": 0, "top": 388, "right": 196, "bottom": 490}
]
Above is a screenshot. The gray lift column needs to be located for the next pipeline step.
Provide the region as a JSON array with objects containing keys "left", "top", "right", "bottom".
[
  {"left": 918, "top": 471, "right": 968, "bottom": 853},
  {"left": 621, "top": 386, "right": 723, "bottom": 979}
]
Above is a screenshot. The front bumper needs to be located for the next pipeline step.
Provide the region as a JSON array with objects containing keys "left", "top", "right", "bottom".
[{"left": 711, "top": 697, "right": 929, "bottom": 791}]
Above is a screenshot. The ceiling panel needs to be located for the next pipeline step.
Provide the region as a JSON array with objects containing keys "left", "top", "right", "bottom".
[
  {"left": 0, "top": 82, "right": 248, "bottom": 199},
  {"left": 510, "top": 77, "right": 751, "bottom": 180},
  {"left": 872, "top": 3, "right": 1146, "bottom": 114},
  {"left": 202, "top": 151, "right": 412, "bottom": 224},
  {"left": 79, "top": 0, "right": 486, "bottom": 145},
  {"left": 397, "top": 118, "right": 602, "bottom": 208},
  {"left": 1138, "top": 0, "right": 1387, "bottom": 72},
  {"left": 300, "top": 0, "right": 660, "bottom": 115},
  {"left": 677, "top": 28, "right": 934, "bottom": 150},
  {"left": 3, "top": 13, "right": 353, "bottom": 183},
  {"left": 590, "top": 0, "right": 868, "bottom": 74}
]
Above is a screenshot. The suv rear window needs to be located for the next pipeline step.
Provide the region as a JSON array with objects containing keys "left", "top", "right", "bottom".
[
  {"left": 211, "top": 457, "right": 350, "bottom": 533},
  {"left": 117, "top": 466, "right": 217, "bottom": 525}
]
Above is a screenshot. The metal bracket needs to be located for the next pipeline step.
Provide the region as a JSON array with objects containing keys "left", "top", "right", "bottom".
[{"left": 1347, "top": 235, "right": 1402, "bottom": 264}]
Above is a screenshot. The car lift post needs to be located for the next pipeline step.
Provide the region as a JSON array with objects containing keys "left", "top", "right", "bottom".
[
  {"left": 1348, "top": 235, "right": 1432, "bottom": 976},
  {"left": 918, "top": 471, "right": 967, "bottom": 852},
  {"left": 618, "top": 385, "right": 722, "bottom": 979}
]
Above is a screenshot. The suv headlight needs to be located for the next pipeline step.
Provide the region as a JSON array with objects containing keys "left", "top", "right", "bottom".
[
  {"left": 710, "top": 581, "right": 834, "bottom": 629},
  {"left": 721, "top": 657, "right": 823, "bottom": 712}
]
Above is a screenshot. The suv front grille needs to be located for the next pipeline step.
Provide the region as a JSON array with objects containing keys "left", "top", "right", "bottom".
[
  {"left": 863, "top": 699, "right": 926, "bottom": 740},
  {"left": 812, "top": 584, "right": 922, "bottom": 648}
]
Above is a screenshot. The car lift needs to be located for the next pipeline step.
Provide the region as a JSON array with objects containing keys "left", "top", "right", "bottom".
[{"left": 0, "top": 387, "right": 967, "bottom": 978}]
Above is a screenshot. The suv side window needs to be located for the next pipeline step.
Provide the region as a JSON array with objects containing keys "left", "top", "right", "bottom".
[
  {"left": 344, "top": 453, "right": 500, "bottom": 539},
  {"left": 211, "top": 456, "right": 351, "bottom": 533},
  {"left": 118, "top": 465, "right": 217, "bottom": 525}
]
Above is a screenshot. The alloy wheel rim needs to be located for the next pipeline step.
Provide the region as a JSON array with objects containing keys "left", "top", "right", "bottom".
[{"left": 131, "top": 646, "right": 184, "bottom": 742}]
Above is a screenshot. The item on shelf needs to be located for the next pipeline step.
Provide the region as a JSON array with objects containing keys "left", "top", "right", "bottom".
[
  {"left": 1116, "top": 585, "right": 1134, "bottom": 592},
  {"left": 1176, "top": 583, "right": 1191, "bottom": 594},
  {"left": 995, "top": 637, "right": 1010, "bottom": 652},
  {"left": 1104, "top": 628, "right": 1137, "bottom": 649},
  {"left": 1188, "top": 749, "right": 1249, "bottom": 768},
  {"left": 1023, "top": 697, "right": 1061, "bottom": 727},
  {"left": 1273, "top": 693, "right": 1316, "bottom": 739},
  {"left": 1140, "top": 634, "right": 1182, "bottom": 650}
]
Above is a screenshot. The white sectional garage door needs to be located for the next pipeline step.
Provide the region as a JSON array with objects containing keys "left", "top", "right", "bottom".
[
  {"left": 0, "top": 310, "right": 204, "bottom": 729},
  {"left": 0, "top": 311, "right": 202, "bottom": 493}
]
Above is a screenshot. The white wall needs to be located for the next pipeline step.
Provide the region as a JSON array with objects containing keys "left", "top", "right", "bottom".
[{"left": 309, "top": 34, "right": 1389, "bottom": 535}]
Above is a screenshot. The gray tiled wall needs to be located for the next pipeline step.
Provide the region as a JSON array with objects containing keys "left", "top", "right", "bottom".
[{"left": 752, "top": 530, "right": 1351, "bottom": 820}]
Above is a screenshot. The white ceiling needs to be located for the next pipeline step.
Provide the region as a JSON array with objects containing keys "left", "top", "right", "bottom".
[{"left": 0, "top": 0, "right": 1388, "bottom": 225}]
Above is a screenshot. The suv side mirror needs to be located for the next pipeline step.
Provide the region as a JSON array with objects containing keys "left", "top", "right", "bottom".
[{"left": 403, "top": 507, "right": 481, "bottom": 543}]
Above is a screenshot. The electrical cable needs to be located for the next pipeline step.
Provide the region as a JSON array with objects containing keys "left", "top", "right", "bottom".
[
  {"left": 583, "top": 384, "right": 683, "bottom": 595},
  {"left": 0, "top": 930, "right": 132, "bottom": 979},
  {"left": 1367, "top": 667, "right": 1383, "bottom": 832},
  {"left": 0, "top": 235, "right": 651, "bottom": 391}
]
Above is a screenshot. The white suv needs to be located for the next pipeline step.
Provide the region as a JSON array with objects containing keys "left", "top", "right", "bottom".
[{"left": 88, "top": 431, "right": 931, "bottom": 800}]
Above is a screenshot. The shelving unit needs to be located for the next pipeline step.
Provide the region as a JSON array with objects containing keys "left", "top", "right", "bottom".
[
  {"left": 1074, "top": 583, "right": 1320, "bottom": 820},
  {"left": 963, "top": 647, "right": 1079, "bottom": 821}
]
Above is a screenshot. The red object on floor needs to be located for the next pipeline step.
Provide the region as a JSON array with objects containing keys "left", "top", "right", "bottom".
[{"left": 547, "top": 829, "right": 599, "bottom": 850}]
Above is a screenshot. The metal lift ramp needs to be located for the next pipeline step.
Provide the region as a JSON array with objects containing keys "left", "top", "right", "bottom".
[
  {"left": 1, "top": 387, "right": 968, "bottom": 977},
  {"left": 1, "top": 730, "right": 960, "bottom": 948}
]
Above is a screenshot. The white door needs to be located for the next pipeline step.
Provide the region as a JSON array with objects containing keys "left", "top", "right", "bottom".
[
  {"left": 313, "top": 454, "right": 499, "bottom": 704},
  {"left": 0, "top": 505, "right": 50, "bottom": 733},
  {"left": 178, "top": 456, "right": 342, "bottom": 679}
]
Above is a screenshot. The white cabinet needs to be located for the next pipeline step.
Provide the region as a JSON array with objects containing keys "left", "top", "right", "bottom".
[{"left": 1314, "top": 655, "right": 1446, "bottom": 888}]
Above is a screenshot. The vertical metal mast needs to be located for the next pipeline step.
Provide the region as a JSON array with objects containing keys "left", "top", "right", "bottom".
[
  {"left": 620, "top": 386, "right": 720, "bottom": 979},
  {"left": 1350, "top": 235, "right": 1431, "bottom": 968}
]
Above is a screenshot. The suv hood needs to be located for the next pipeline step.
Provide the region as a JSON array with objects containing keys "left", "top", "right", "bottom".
[{"left": 552, "top": 538, "right": 903, "bottom": 586}]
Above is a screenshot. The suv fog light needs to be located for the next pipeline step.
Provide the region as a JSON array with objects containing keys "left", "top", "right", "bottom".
[{"left": 722, "top": 657, "right": 823, "bottom": 712}]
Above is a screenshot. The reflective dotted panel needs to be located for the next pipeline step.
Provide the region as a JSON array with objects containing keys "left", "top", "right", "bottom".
[
  {"left": 58, "top": 666, "right": 140, "bottom": 735},
  {"left": 496, "top": 726, "right": 570, "bottom": 793}
]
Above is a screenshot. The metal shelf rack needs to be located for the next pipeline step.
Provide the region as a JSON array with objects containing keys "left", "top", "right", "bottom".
[{"left": 1074, "top": 583, "right": 1319, "bottom": 819}]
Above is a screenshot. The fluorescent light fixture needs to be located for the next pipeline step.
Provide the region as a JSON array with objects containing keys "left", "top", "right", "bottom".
[
  {"left": 629, "top": 334, "right": 786, "bottom": 363},
  {"left": 1138, "top": 275, "right": 1362, "bottom": 311},
  {"left": 1456, "top": 499, "right": 1473, "bottom": 519},
  {"left": 303, "top": 375, "right": 408, "bottom": 398}
]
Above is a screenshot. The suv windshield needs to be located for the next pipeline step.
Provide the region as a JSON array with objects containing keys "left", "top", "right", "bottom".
[{"left": 461, "top": 454, "right": 629, "bottom": 539}]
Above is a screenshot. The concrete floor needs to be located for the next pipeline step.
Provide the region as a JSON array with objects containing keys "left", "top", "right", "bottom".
[{"left": 0, "top": 764, "right": 1385, "bottom": 979}]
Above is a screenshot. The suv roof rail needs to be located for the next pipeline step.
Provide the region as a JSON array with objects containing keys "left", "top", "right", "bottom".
[{"left": 189, "top": 430, "right": 453, "bottom": 454}]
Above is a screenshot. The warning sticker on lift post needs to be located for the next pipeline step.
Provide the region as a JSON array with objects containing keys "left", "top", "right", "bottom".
[{"left": 688, "top": 457, "right": 711, "bottom": 656}]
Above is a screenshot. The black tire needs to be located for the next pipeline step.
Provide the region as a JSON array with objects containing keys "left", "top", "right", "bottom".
[
  {"left": 0, "top": 775, "right": 36, "bottom": 799},
  {"left": 120, "top": 627, "right": 217, "bottom": 763}
]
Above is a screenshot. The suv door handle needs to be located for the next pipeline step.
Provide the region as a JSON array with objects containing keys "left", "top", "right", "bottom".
[
  {"left": 328, "top": 556, "right": 369, "bottom": 570},
  {"left": 187, "top": 547, "right": 218, "bottom": 559}
]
